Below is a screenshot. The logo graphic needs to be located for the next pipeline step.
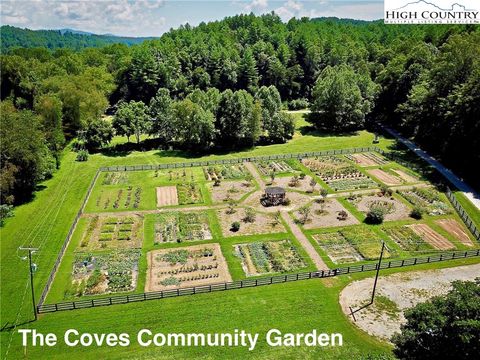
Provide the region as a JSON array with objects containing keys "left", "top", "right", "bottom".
[{"left": 384, "top": 0, "right": 479, "bottom": 24}]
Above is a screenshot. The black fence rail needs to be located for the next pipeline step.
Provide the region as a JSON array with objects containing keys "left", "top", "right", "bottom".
[
  {"left": 37, "top": 249, "right": 480, "bottom": 314},
  {"left": 445, "top": 188, "right": 480, "bottom": 242},
  {"left": 98, "top": 147, "right": 383, "bottom": 172},
  {"left": 37, "top": 169, "right": 101, "bottom": 307}
]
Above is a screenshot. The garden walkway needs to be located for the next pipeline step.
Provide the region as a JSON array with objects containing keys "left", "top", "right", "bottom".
[
  {"left": 382, "top": 125, "right": 480, "bottom": 210},
  {"left": 280, "top": 211, "right": 328, "bottom": 270},
  {"left": 244, "top": 162, "right": 266, "bottom": 188}
]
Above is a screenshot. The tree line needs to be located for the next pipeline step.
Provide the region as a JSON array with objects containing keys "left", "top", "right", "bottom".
[{"left": 1, "top": 14, "right": 479, "bottom": 211}]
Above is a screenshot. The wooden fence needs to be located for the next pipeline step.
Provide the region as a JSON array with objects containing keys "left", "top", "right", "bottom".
[
  {"left": 445, "top": 188, "right": 480, "bottom": 241},
  {"left": 37, "top": 249, "right": 480, "bottom": 313}
]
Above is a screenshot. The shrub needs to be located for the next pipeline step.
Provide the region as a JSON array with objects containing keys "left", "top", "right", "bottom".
[
  {"left": 288, "top": 98, "right": 309, "bottom": 110},
  {"left": 337, "top": 210, "right": 348, "bottom": 221},
  {"left": 365, "top": 207, "right": 386, "bottom": 224},
  {"left": 243, "top": 208, "right": 256, "bottom": 223},
  {"left": 410, "top": 206, "right": 423, "bottom": 219},
  {"left": 76, "top": 150, "right": 89, "bottom": 162},
  {"left": 282, "top": 198, "right": 291, "bottom": 206},
  {"left": 213, "top": 178, "right": 221, "bottom": 186},
  {"left": 231, "top": 221, "right": 241, "bottom": 232},
  {"left": 299, "top": 172, "right": 306, "bottom": 179}
]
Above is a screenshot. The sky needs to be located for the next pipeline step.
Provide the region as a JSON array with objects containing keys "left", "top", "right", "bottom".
[{"left": 0, "top": 0, "right": 384, "bottom": 37}]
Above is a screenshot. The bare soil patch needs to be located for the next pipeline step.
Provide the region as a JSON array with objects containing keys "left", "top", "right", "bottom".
[
  {"left": 354, "top": 195, "right": 410, "bottom": 221},
  {"left": 349, "top": 153, "right": 384, "bottom": 167},
  {"left": 407, "top": 223, "right": 455, "bottom": 250},
  {"left": 156, "top": 186, "right": 178, "bottom": 207},
  {"left": 209, "top": 180, "right": 254, "bottom": 203},
  {"left": 217, "top": 207, "right": 286, "bottom": 237},
  {"left": 367, "top": 169, "right": 402, "bottom": 186},
  {"left": 340, "top": 263, "right": 480, "bottom": 341},
  {"left": 145, "top": 243, "right": 231, "bottom": 292},
  {"left": 294, "top": 199, "right": 359, "bottom": 229},
  {"left": 435, "top": 219, "right": 474, "bottom": 247},
  {"left": 272, "top": 175, "right": 321, "bottom": 193},
  {"left": 392, "top": 169, "right": 418, "bottom": 183}
]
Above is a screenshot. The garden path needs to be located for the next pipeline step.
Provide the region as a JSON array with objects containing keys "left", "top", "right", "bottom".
[
  {"left": 280, "top": 212, "right": 329, "bottom": 270},
  {"left": 244, "top": 162, "right": 266, "bottom": 188}
]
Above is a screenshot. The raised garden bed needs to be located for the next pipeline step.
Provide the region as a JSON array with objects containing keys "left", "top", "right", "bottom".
[
  {"left": 177, "top": 182, "right": 203, "bottom": 205},
  {"left": 203, "top": 164, "right": 247, "bottom": 180},
  {"left": 382, "top": 226, "right": 433, "bottom": 252},
  {"left": 154, "top": 212, "right": 212, "bottom": 244},
  {"left": 346, "top": 152, "right": 388, "bottom": 166},
  {"left": 145, "top": 243, "right": 231, "bottom": 291},
  {"left": 406, "top": 224, "right": 455, "bottom": 250},
  {"left": 255, "top": 160, "right": 297, "bottom": 176},
  {"left": 235, "top": 240, "right": 306, "bottom": 276},
  {"left": 78, "top": 215, "right": 143, "bottom": 250},
  {"left": 66, "top": 250, "right": 140, "bottom": 298},
  {"left": 315, "top": 227, "right": 393, "bottom": 262},
  {"left": 435, "top": 219, "right": 474, "bottom": 247},
  {"left": 399, "top": 188, "right": 452, "bottom": 216}
]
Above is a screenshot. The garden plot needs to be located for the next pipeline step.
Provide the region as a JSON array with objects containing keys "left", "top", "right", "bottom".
[
  {"left": 145, "top": 244, "right": 231, "bottom": 292},
  {"left": 102, "top": 172, "right": 129, "bottom": 185},
  {"left": 203, "top": 164, "right": 247, "bottom": 181},
  {"left": 217, "top": 207, "right": 286, "bottom": 237},
  {"left": 406, "top": 224, "right": 455, "bottom": 250},
  {"left": 177, "top": 182, "right": 203, "bottom": 205},
  {"left": 302, "top": 156, "right": 377, "bottom": 191},
  {"left": 367, "top": 169, "right": 402, "bottom": 186},
  {"left": 256, "top": 160, "right": 296, "bottom": 176},
  {"left": 382, "top": 226, "right": 433, "bottom": 252},
  {"left": 352, "top": 194, "right": 410, "bottom": 221},
  {"left": 235, "top": 240, "right": 306, "bottom": 276},
  {"left": 156, "top": 186, "right": 178, "bottom": 207},
  {"left": 209, "top": 180, "right": 254, "bottom": 203},
  {"left": 399, "top": 187, "right": 452, "bottom": 216},
  {"left": 313, "top": 232, "right": 364, "bottom": 264},
  {"left": 154, "top": 212, "right": 212, "bottom": 244},
  {"left": 293, "top": 199, "right": 359, "bottom": 229},
  {"left": 435, "top": 219, "right": 474, "bottom": 247},
  {"left": 78, "top": 215, "right": 143, "bottom": 251},
  {"left": 95, "top": 186, "right": 143, "bottom": 211},
  {"left": 66, "top": 250, "right": 140, "bottom": 298},
  {"left": 392, "top": 169, "right": 418, "bottom": 183},
  {"left": 347, "top": 152, "right": 388, "bottom": 167},
  {"left": 273, "top": 175, "right": 321, "bottom": 193}
]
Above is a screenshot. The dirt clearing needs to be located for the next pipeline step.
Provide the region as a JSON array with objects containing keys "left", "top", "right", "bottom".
[
  {"left": 209, "top": 180, "right": 254, "bottom": 203},
  {"left": 367, "top": 169, "right": 402, "bottom": 186},
  {"left": 340, "top": 263, "right": 480, "bottom": 341},
  {"left": 354, "top": 195, "right": 410, "bottom": 221},
  {"left": 349, "top": 153, "right": 386, "bottom": 166},
  {"left": 294, "top": 199, "right": 359, "bottom": 229},
  {"left": 407, "top": 223, "right": 455, "bottom": 250},
  {"left": 392, "top": 169, "right": 418, "bottom": 183},
  {"left": 217, "top": 207, "right": 286, "bottom": 237},
  {"left": 435, "top": 219, "right": 474, "bottom": 247},
  {"left": 156, "top": 186, "right": 178, "bottom": 207}
]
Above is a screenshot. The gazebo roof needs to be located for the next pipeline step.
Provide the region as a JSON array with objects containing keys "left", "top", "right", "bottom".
[{"left": 265, "top": 186, "right": 286, "bottom": 195}]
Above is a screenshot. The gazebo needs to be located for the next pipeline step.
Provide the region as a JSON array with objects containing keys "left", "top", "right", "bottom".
[{"left": 261, "top": 186, "right": 286, "bottom": 206}]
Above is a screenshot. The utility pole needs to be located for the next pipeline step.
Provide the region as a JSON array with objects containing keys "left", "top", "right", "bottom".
[
  {"left": 349, "top": 241, "right": 387, "bottom": 321},
  {"left": 19, "top": 247, "right": 38, "bottom": 321}
]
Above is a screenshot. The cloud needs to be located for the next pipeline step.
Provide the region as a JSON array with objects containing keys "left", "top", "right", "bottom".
[
  {"left": 1, "top": 0, "right": 167, "bottom": 36},
  {"left": 244, "top": 0, "right": 269, "bottom": 12},
  {"left": 274, "top": 0, "right": 304, "bottom": 20}
]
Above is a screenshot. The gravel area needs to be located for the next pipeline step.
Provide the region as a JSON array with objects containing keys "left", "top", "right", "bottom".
[{"left": 339, "top": 263, "right": 480, "bottom": 342}]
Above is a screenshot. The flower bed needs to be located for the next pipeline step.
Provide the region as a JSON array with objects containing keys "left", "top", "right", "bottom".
[
  {"left": 255, "top": 160, "right": 297, "bottom": 176},
  {"left": 176, "top": 182, "right": 203, "bottom": 205}
]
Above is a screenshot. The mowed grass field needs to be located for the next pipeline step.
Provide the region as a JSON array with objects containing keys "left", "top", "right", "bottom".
[{"left": 2, "top": 114, "right": 479, "bottom": 359}]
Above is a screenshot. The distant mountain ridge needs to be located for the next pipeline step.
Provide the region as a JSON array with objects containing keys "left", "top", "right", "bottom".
[{"left": 0, "top": 25, "right": 157, "bottom": 52}]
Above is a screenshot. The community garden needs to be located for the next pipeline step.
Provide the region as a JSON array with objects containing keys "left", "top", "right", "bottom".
[{"left": 43, "top": 149, "right": 479, "bottom": 305}]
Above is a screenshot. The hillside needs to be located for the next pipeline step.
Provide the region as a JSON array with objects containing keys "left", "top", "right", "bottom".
[{"left": 0, "top": 25, "right": 154, "bottom": 51}]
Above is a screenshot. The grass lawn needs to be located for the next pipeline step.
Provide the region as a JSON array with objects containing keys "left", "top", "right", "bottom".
[
  {"left": 453, "top": 191, "right": 480, "bottom": 228},
  {"left": 2, "top": 117, "right": 479, "bottom": 359}
]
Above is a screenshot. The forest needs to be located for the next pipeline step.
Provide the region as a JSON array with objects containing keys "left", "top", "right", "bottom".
[{"left": 1, "top": 14, "right": 479, "bottom": 211}]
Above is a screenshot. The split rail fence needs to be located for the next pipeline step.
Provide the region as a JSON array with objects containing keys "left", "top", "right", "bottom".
[
  {"left": 36, "top": 146, "right": 480, "bottom": 312},
  {"left": 37, "top": 249, "right": 480, "bottom": 313}
]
